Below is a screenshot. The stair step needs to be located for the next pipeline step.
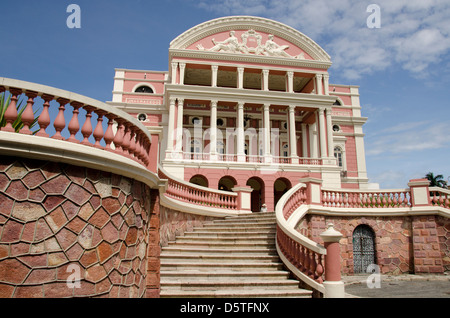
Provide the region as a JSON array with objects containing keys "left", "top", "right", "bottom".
[
  {"left": 203, "top": 221, "right": 276, "bottom": 227},
  {"left": 167, "top": 240, "right": 275, "bottom": 247},
  {"left": 185, "top": 230, "right": 275, "bottom": 237},
  {"left": 160, "top": 289, "right": 312, "bottom": 298},
  {"left": 160, "top": 270, "right": 291, "bottom": 280},
  {"left": 161, "top": 279, "right": 300, "bottom": 291},
  {"left": 161, "top": 254, "right": 280, "bottom": 262},
  {"left": 161, "top": 261, "right": 284, "bottom": 271},
  {"left": 161, "top": 246, "right": 278, "bottom": 255}
]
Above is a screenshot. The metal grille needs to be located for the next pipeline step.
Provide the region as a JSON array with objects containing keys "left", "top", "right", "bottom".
[{"left": 353, "top": 225, "right": 376, "bottom": 274}]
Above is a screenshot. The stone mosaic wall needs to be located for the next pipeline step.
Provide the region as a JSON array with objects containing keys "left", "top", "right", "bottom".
[
  {"left": 160, "top": 206, "right": 219, "bottom": 247},
  {"left": 299, "top": 214, "right": 448, "bottom": 275},
  {"left": 0, "top": 156, "right": 155, "bottom": 298}
]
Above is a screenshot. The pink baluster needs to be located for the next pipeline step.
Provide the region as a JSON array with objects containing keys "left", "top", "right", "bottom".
[
  {"left": 67, "top": 102, "right": 83, "bottom": 143},
  {"left": 93, "top": 110, "right": 105, "bottom": 148},
  {"left": 316, "top": 254, "right": 324, "bottom": 284},
  {"left": 81, "top": 106, "right": 93, "bottom": 145},
  {"left": 113, "top": 119, "right": 125, "bottom": 154},
  {"left": 53, "top": 98, "right": 69, "bottom": 140},
  {"left": 1, "top": 88, "right": 22, "bottom": 132},
  {"left": 122, "top": 124, "right": 131, "bottom": 157},
  {"left": 104, "top": 115, "right": 116, "bottom": 151},
  {"left": 20, "top": 91, "right": 38, "bottom": 135},
  {"left": 393, "top": 192, "right": 399, "bottom": 207},
  {"left": 36, "top": 94, "right": 53, "bottom": 137}
]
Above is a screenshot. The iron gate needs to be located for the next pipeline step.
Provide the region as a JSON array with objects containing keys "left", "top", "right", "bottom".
[{"left": 353, "top": 225, "right": 376, "bottom": 274}]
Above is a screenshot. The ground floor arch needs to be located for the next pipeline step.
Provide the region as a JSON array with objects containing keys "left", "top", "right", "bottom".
[
  {"left": 274, "top": 178, "right": 292, "bottom": 208},
  {"left": 218, "top": 176, "right": 237, "bottom": 192},
  {"left": 246, "top": 177, "right": 265, "bottom": 212},
  {"left": 189, "top": 175, "right": 209, "bottom": 187}
]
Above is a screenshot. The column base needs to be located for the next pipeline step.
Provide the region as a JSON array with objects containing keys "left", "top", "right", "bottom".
[{"left": 323, "top": 281, "right": 345, "bottom": 298}]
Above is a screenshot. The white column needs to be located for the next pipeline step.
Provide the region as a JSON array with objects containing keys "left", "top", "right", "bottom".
[
  {"left": 301, "top": 123, "right": 308, "bottom": 158},
  {"left": 175, "top": 98, "right": 184, "bottom": 155},
  {"left": 262, "top": 69, "right": 269, "bottom": 91},
  {"left": 165, "top": 97, "right": 176, "bottom": 156},
  {"left": 210, "top": 100, "right": 218, "bottom": 160},
  {"left": 211, "top": 65, "right": 218, "bottom": 87},
  {"left": 316, "top": 74, "right": 323, "bottom": 95},
  {"left": 310, "top": 122, "right": 318, "bottom": 158},
  {"left": 179, "top": 63, "right": 186, "bottom": 85},
  {"left": 288, "top": 105, "right": 299, "bottom": 163},
  {"left": 326, "top": 108, "right": 334, "bottom": 158},
  {"left": 318, "top": 109, "right": 327, "bottom": 158},
  {"left": 171, "top": 62, "right": 178, "bottom": 84},
  {"left": 286, "top": 71, "right": 294, "bottom": 93},
  {"left": 323, "top": 74, "right": 330, "bottom": 95},
  {"left": 237, "top": 67, "right": 244, "bottom": 89},
  {"left": 263, "top": 104, "right": 272, "bottom": 162},
  {"left": 237, "top": 102, "right": 245, "bottom": 162}
]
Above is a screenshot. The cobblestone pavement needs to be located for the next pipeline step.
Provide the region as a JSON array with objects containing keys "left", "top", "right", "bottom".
[{"left": 343, "top": 274, "right": 450, "bottom": 298}]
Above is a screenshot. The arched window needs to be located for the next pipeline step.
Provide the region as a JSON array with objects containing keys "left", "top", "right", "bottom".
[
  {"left": 334, "top": 146, "right": 343, "bottom": 167},
  {"left": 134, "top": 86, "right": 154, "bottom": 94}
]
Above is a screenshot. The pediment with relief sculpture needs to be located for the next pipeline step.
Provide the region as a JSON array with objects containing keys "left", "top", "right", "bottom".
[{"left": 170, "top": 16, "right": 331, "bottom": 63}]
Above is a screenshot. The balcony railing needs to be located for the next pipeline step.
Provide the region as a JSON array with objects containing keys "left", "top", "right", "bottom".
[{"left": 179, "top": 152, "right": 324, "bottom": 165}]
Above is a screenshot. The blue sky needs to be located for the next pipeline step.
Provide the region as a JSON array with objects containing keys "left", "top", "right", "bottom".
[{"left": 1, "top": 0, "right": 449, "bottom": 189}]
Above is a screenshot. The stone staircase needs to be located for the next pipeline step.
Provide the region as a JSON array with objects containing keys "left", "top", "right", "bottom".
[{"left": 160, "top": 212, "right": 312, "bottom": 298}]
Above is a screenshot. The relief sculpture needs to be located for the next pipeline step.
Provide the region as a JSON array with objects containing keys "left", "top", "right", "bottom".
[{"left": 197, "top": 30, "right": 305, "bottom": 59}]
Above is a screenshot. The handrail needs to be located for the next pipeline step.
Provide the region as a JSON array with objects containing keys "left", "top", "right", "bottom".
[
  {"left": 158, "top": 166, "right": 238, "bottom": 212},
  {"left": 429, "top": 187, "right": 450, "bottom": 209},
  {"left": 275, "top": 183, "right": 327, "bottom": 294},
  {"left": 321, "top": 187, "right": 411, "bottom": 208},
  {"left": 0, "top": 77, "right": 152, "bottom": 169}
]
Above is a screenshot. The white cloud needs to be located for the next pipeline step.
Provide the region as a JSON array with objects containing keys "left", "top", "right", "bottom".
[
  {"left": 197, "top": 0, "right": 450, "bottom": 80},
  {"left": 366, "top": 121, "right": 450, "bottom": 156}
]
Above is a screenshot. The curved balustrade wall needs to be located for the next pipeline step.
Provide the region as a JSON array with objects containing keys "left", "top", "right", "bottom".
[
  {"left": 0, "top": 77, "right": 153, "bottom": 170},
  {"left": 158, "top": 168, "right": 239, "bottom": 216}
]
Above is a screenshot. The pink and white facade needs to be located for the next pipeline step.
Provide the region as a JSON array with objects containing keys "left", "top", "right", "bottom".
[{"left": 108, "top": 16, "right": 370, "bottom": 213}]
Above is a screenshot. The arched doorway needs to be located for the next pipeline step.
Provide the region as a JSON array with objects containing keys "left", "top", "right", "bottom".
[
  {"left": 218, "top": 176, "right": 237, "bottom": 192},
  {"left": 189, "top": 175, "right": 208, "bottom": 187},
  {"left": 353, "top": 225, "right": 376, "bottom": 274},
  {"left": 274, "top": 178, "right": 292, "bottom": 208},
  {"left": 246, "top": 177, "right": 265, "bottom": 212}
]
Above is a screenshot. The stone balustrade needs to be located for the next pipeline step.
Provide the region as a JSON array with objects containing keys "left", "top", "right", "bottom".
[
  {"left": 322, "top": 189, "right": 411, "bottom": 208},
  {"left": 158, "top": 169, "right": 238, "bottom": 211},
  {"left": 0, "top": 77, "right": 152, "bottom": 170}
]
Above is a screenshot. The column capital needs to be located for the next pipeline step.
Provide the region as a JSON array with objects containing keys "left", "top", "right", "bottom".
[
  {"left": 211, "top": 65, "right": 219, "bottom": 71},
  {"left": 210, "top": 100, "right": 218, "bottom": 107},
  {"left": 262, "top": 69, "right": 270, "bottom": 75},
  {"left": 179, "top": 62, "right": 186, "bottom": 69}
]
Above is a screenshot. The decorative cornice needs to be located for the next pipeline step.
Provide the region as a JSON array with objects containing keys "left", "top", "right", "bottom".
[{"left": 169, "top": 49, "right": 331, "bottom": 69}]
